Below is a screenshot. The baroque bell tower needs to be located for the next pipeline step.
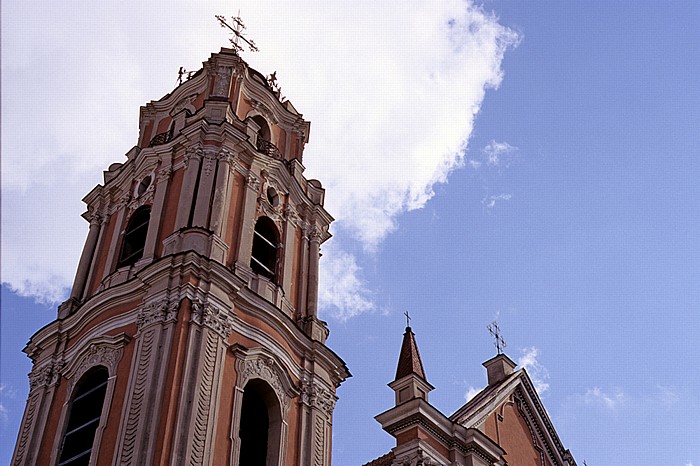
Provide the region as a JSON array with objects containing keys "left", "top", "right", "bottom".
[{"left": 12, "top": 46, "right": 349, "bottom": 466}]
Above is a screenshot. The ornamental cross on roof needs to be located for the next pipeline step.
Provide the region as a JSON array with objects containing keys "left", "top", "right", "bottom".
[
  {"left": 404, "top": 311, "right": 411, "bottom": 328},
  {"left": 216, "top": 13, "right": 259, "bottom": 54},
  {"left": 487, "top": 321, "right": 507, "bottom": 354}
]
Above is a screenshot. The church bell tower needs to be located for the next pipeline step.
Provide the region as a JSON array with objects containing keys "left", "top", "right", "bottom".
[{"left": 12, "top": 46, "right": 349, "bottom": 466}]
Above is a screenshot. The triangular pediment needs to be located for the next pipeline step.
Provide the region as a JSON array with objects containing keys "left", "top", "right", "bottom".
[{"left": 450, "top": 369, "right": 577, "bottom": 466}]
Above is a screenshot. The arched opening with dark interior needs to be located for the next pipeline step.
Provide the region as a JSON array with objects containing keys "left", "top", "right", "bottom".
[
  {"left": 57, "top": 367, "right": 109, "bottom": 466},
  {"left": 238, "top": 379, "right": 282, "bottom": 466},
  {"left": 251, "top": 115, "right": 271, "bottom": 147},
  {"left": 251, "top": 216, "right": 279, "bottom": 281},
  {"left": 117, "top": 206, "right": 151, "bottom": 267}
]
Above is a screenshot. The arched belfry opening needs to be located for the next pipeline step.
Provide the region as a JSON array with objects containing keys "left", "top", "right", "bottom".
[
  {"left": 251, "top": 115, "right": 271, "bottom": 148},
  {"left": 251, "top": 216, "right": 279, "bottom": 281},
  {"left": 57, "top": 367, "right": 109, "bottom": 466},
  {"left": 117, "top": 206, "right": 151, "bottom": 267},
  {"left": 238, "top": 379, "right": 282, "bottom": 466}
]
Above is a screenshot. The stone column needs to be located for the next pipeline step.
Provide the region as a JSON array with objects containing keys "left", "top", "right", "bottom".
[
  {"left": 210, "top": 149, "right": 236, "bottom": 238},
  {"left": 11, "top": 359, "right": 63, "bottom": 466},
  {"left": 69, "top": 213, "right": 102, "bottom": 301},
  {"left": 281, "top": 205, "right": 299, "bottom": 296},
  {"left": 114, "top": 298, "right": 179, "bottom": 466},
  {"left": 192, "top": 149, "right": 218, "bottom": 229},
  {"left": 306, "top": 226, "right": 322, "bottom": 318},
  {"left": 170, "top": 299, "right": 233, "bottom": 466},
  {"left": 174, "top": 146, "right": 203, "bottom": 231},
  {"left": 235, "top": 170, "right": 261, "bottom": 266},
  {"left": 101, "top": 199, "right": 128, "bottom": 278},
  {"left": 142, "top": 166, "right": 172, "bottom": 261}
]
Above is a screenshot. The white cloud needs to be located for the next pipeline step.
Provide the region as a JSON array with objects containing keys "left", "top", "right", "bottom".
[
  {"left": 318, "top": 240, "right": 375, "bottom": 321},
  {"left": 1, "top": 1, "right": 519, "bottom": 312},
  {"left": 483, "top": 140, "right": 518, "bottom": 167},
  {"left": 517, "top": 346, "right": 550, "bottom": 394},
  {"left": 464, "top": 385, "right": 481, "bottom": 402},
  {"left": 584, "top": 386, "right": 625, "bottom": 410}
]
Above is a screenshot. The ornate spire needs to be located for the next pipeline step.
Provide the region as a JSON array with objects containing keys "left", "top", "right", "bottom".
[{"left": 394, "top": 325, "right": 427, "bottom": 382}]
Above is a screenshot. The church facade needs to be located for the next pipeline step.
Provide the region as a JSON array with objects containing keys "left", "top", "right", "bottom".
[{"left": 12, "top": 47, "right": 576, "bottom": 466}]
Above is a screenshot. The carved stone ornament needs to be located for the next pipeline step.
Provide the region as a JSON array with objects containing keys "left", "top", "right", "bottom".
[
  {"left": 191, "top": 300, "right": 234, "bottom": 339},
  {"left": 240, "top": 356, "right": 290, "bottom": 412},
  {"left": 157, "top": 166, "right": 173, "bottom": 183},
  {"left": 301, "top": 380, "right": 337, "bottom": 418},
  {"left": 171, "top": 93, "right": 197, "bottom": 116},
  {"left": 66, "top": 344, "right": 123, "bottom": 393},
  {"left": 28, "top": 358, "right": 64, "bottom": 390},
  {"left": 213, "top": 65, "right": 233, "bottom": 97},
  {"left": 248, "top": 99, "right": 278, "bottom": 125},
  {"left": 202, "top": 149, "right": 218, "bottom": 177},
  {"left": 304, "top": 224, "right": 323, "bottom": 243},
  {"left": 283, "top": 204, "right": 301, "bottom": 226},
  {"left": 137, "top": 299, "right": 179, "bottom": 329},
  {"left": 185, "top": 145, "right": 204, "bottom": 168},
  {"left": 246, "top": 172, "right": 261, "bottom": 192}
]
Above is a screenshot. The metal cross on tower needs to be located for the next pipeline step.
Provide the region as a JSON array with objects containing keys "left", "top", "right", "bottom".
[
  {"left": 216, "top": 13, "right": 259, "bottom": 54},
  {"left": 404, "top": 311, "right": 412, "bottom": 328},
  {"left": 487, "top": 321, "right": 507, "bottom": 354}
]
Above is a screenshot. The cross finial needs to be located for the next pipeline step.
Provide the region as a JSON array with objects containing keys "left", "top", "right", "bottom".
[
  {"left": 487, "top": 321, "right": 507, "bottom": 354},
  {"left": 216, "top": 12, "right": 259, "bottom": 54},
  {"left": 404, "top": 311, "right": 411, "bottom": 328}
]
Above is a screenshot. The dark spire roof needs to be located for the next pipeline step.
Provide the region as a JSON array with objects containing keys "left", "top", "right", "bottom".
[{"left": 394, "top": 326, "right": 427, "bottom": 381}]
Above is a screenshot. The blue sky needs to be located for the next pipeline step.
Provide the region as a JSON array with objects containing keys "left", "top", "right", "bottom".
[{"left": 2, "top": 1, "right": 699, "bottom": 465}]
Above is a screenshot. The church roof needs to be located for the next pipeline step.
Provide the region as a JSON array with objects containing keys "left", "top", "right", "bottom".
[
  {"left": 449, "top": 366, "right": 577, "bottom": 465},
  {"left": 394, "top": 326, "right": 427, "bottom": 381},
  {"left": 361, "top": 452, "right": 394, "bottom": 466}
]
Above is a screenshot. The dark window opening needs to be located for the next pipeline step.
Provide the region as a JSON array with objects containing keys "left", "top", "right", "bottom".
[
  {"left": 58, "top": 367, "right": 109, "bottom": 466},
  {"left": 251, "top": 115, "right": 271, "bottom": 145},
  {"left": 118, "top": 206, "right": 151, "bottom": 267},
  {"left": 251, "top": 217, "right": 279, "bottom": 281},
  {"left": 238, "top": 386, "right": 269, "bottom": 466},
  {"left": 238, "top": 379, "right": 282, "bottom": 466}
]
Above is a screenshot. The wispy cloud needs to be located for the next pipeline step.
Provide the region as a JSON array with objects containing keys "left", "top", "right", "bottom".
[
  {"left": 517, "top": 346, "right": 550, "bottom": 394},
  {"left": 584, "top": 386, "right": 625, "bottom": 410},
  {"left": 657, "top": 384, "right": 679, "bottom": 409},
  {"left": 0, "top": 384, "right": 17, "bottom": 425},
  {"left": 482, "top": 193, "right": 512, "bottom": 210},
  {"left": 483, "top": 140, "right": 518, "bottom": 167}
]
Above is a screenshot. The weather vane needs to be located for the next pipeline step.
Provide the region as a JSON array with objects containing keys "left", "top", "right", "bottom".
[
  {"left": 487, "top": 321, "right": 507, "bottom": 354},
  {"left": 216, "top": 12, "right": 259, "bottom": 54},
  {"left": 404, "top": 311, "right": 412, "bottom": 328}
]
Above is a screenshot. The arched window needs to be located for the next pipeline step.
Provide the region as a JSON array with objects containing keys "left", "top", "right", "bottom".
[
  {"left": 251, "top": 217, "right": 279, "bottom": 281},
  {"left": 251, "top": 115, "right": 271, "bottom": 147},
  {"left": 118, "top": 206, "right": 151, "bottom": 267},
  {"left": 57, "top": 367, "right": 109, "bottom": 466},
  {"left": 238, "top": 380, "right": 282, "bottom": 466}
]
